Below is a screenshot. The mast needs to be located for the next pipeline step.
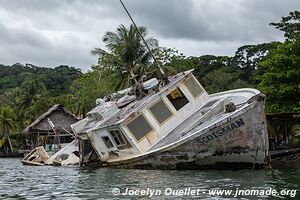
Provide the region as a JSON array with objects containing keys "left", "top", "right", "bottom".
[{"left": 119, "top": 0, "right": 165, "bottom": 76}]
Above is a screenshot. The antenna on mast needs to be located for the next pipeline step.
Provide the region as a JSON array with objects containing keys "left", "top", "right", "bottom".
[{"left": 119, "top": 0, "right": 165, "bottom": 76}]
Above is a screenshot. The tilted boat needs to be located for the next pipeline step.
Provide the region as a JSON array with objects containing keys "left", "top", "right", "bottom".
[
  {"left": 71, "top": 69, "right": 269, "bottom": 169},
  {"left": 21, "top": 139, "right": 79, "bottom": 166}
]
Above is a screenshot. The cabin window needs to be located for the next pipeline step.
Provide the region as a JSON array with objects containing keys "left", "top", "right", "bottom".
[
  {"left": 108, "top": 129, "right": 126, "bottom": 146},
  {"left": 101, "top": 136, "right": 114, "bottom": 149},
  {"left": 184, "top": 76, "right": 204, "bottom": 98},
  {"left": 127, "top": 114, "right": 153, "bottom": 141},
  {"left": 167, "top": 87, "right": 189, "bottom": 110},
  {"left": 149, "top": 99, "right": 173, "bottom": 124}
]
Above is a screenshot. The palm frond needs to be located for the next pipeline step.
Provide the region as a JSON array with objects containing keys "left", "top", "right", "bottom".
[{"left": 91, "top": 48, "right": 108, "bottom": 56}]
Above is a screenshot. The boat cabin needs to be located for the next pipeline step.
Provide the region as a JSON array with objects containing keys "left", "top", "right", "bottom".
[{"left": 72, "top": 70, "right": 210, "bottom": 165}]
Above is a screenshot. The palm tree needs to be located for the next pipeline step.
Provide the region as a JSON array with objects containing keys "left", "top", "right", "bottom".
[
  {"left": 0, "top": 106, "right": 15, "bottom": 153},
  {"left": 17, "top": 79, "right": 48, "bottom": 118},
  {"left": 91, "top": 24, "right": 159, "bottom": 90}
]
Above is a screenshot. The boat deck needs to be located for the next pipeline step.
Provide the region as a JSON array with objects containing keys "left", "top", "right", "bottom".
[
  {"left": 148, "top": 98, "right": 224, "bottom": 151},
  {"left": 148, "top": 93, "right": 251, "bottom": 152}
]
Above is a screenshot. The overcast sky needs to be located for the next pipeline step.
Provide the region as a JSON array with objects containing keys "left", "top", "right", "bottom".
[{"left": 0, "top": 0, "right": 299, "bottom": 72}]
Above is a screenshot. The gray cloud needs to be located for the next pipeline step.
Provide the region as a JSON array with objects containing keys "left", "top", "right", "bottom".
[
  {"left": 0, "top": 0, "right": 299, "bottom": 71},
  {"left": 129, "top": 0, "right": 299, "bottom": 42}
]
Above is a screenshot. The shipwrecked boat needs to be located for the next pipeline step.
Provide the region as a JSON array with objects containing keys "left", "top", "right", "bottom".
[
  {"left": 71, "top": 69, "right": 269, "bottom": 169},
  {"left": 21, "top": 139, "right": 79, "bottom": 166},
  {"left": 21, "top": 146, "right": 50, "bottom": 166}
]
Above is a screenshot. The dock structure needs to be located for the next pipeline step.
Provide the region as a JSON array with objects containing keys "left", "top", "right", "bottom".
[{"left": 267, "top": 113, "right": 300, "bottom": 150}]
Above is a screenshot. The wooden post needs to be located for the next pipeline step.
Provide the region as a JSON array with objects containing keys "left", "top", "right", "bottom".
[{"left": 79, "top": 139, "right": 84, "bottom": 167}]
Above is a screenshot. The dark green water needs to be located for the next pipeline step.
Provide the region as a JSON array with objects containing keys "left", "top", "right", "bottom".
[{"left": 0, "top": 158, "right": 299, "bottom": 199}]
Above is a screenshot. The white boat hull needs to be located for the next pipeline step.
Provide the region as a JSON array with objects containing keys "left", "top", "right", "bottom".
[{"left": 106, "top": 100, "right": 269, "bottom": 169}]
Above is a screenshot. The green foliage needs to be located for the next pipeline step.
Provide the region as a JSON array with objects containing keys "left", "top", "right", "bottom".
[
  {"left": 257, "top": 11, "right": 300, "bottom": 113},
  {"left": 163, "top": 52, "right": 251, "bottom": 93},
  {"left": 91, "top": 24, "right": 159, "bottom": 90},
  {"left": 270, "top": 10, "right": 300, "bottom": 41},
  {"left": 231, "top": 42, "right": 280, "bottom": 83},
  {"left": 203, "top": 68, "right": 249, "bottom": 93},
  {"left": 19, "top": 79, "right": 48, "bottom": 108},
  {"left": 0, "top": 63, "right": 82, "bottom": 131},
  {"left": 24, "top": 97, "right": 55, "bottom": 124},
  {"left": 0, "top": 64, "right": 82, "bottom": 96},
  {"left": 258, "top": 40, "right": 300, "bottom": 112},
  {"left": 69, "top": 68, "right": 117, "bottom": 117},
  {"left": 36, "top": 65, "right": 82, "bottom": 95},
  {"left": 193, "top": 55, "right": 231, "bottom": 85},
  {"left": 0, "top": 106, "right": 15, "bottom": 137}
]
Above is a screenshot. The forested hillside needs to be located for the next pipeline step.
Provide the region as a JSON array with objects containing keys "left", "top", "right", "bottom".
[
  {"left": 0, "top": 63, "right": 81, "bottom": 95},
  {"left": 0, "top": 11, "right": 299, "bottom": 151}
]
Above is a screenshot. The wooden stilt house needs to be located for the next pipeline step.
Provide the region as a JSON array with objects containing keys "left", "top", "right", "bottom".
[{"left": 23, "top": 104, "right": 79, "bottom": 151}]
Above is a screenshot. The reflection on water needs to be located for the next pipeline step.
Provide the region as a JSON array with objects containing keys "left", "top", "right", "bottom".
[{"left": 0, "top": 158, "right": 299, "bottom": 199}]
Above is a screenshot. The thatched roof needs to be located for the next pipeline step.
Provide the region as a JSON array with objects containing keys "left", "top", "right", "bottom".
[{"left": 23, "top": 104, "right": 79, "bottom": 134}]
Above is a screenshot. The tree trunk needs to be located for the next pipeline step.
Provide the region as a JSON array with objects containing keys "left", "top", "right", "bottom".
[
  {"left": 2, "top": 123, "right": 12, "bottom": 153},
  {"left": 129, "top": 69, "right": 138, "bottom": 85}
]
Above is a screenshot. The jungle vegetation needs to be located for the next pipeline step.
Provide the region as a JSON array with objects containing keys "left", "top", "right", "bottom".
[{"left": 0, "top": 11, "right": 299, "bottom": 151}]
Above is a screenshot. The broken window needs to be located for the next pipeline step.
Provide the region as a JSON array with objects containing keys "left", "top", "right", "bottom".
[
  {"left": 101, "top": 136, "right": 114, "bottom": 149},
  {"left": 127, "top": 114, "right": 153, "bottom": 141},
  {"left": 149, "top": 99, "right": 173, "bottom": 124},
  {"left": 108, "top": 129, "right": 126, "bottom": 146},
  {"left": 184, "top": 76, "right": 203, "bottom": 98},
  {"left": 167, "top": 87, "right": 189, "bottom": 110}
]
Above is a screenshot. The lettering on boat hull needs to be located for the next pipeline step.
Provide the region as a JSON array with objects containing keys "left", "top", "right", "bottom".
[{"left": 196, "top": 118, "right": 245, "bottom": 145}]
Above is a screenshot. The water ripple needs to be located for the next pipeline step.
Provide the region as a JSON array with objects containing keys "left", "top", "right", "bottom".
[{"left": 0, "top": 158, "right": 299, "bottom": 199}]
